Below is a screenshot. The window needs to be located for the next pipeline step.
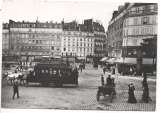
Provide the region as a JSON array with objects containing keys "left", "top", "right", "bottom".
[
  {"left": 154, "top": 4, "right": 158, "bottom": 11},
  {"left": 142, "top": 17, "right": 149, "bottom": 25},
  {"left": 134, "top": 18, "right": 138, "bottom": 25},
  {"left": 63, "top": 48, "right": 66, "bottom": 51},
  {"left": 50, "top": 68, "right": 52, "bottom": 74},
  {"left": 42, "top": 69, "right": 44, "bottom": 73},
  {"left": 136, "top": 7, "right": 140, "bottom": 13},
  {"left": 32, "top": 40, "right": 35, "bottom": 43}
]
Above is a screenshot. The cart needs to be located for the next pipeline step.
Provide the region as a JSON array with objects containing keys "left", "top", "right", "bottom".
[{"left": 96, "top": 82, "right": 116, "bottom": 102}]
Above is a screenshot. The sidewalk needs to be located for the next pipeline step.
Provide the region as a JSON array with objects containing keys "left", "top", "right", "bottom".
[
  {"left": 86, "top": 65, "right": 156, "bottom": 82},
  {"left": 105, "top": 72, "right": 156, "bottom": 82}
]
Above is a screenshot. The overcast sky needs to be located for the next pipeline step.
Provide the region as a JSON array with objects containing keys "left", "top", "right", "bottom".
[{"left": 2, "top": 0, "right": 126, "bottom": 31}]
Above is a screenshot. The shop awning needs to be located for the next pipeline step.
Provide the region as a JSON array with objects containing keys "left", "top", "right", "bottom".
[
  {"left": 106, "top": 58, "right": 116, "bottom": 64},
  {"left": 112, "top": 57, "right": 137, "bottom": 64},
  {"left": 114, "top": 57, "right": 123, "bottom": 63},
  {"left": 108, "top": 57, "right": 155, "bottom": 65},
  {"left": 124, "top": 58, "right": 137, "bottom": 64},
  {"left": 143, "top": 58, "right": 155, "bottom": 64},
  {"left": 100, "top": 57, "right": 109, "bottom": 62}
]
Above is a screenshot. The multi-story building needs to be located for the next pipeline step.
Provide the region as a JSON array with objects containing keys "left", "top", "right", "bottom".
[
  {"left": 83, "top": 19, "right": 106, "bottom": 63},
  {"left": 122, "top": 3, "right": 157, "bottom": 73},
  {"left": 2, "top": 23, "right": 9, "bottom": 55},
  {"left": 107, "top": 3, "right": 133, "bottom": 58},
  {"left": 8, "top": 20, "right": 62, "bottom": 62},
  {"left": 62, "top": 19, "right": 105, "bottom": 61},
  {"left": 107, "top": 3, "right": 157, "bottom": 74},
  {"left": 2, "top": 19, "right": 106, "bottom": 63},
  {"left": 61, "top": 31, "right": 94, "bottom": 59}
]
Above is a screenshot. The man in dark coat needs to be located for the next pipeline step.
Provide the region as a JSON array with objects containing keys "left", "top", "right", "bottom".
[
  {"left": 73, "top": 67, "right": 79, "bottom": 85},
  {"left": 106, "top": 75, "right": 112, "bottom": 85},
  {"left": 103, "top": 68, "right": 106, "bottom": 74},
  {"left": 79, "top": 64, "right": 83, "bottom": 72},
  {"left": 101, "top": 75, "right": 104, "bottom": 86},
  {"left": 12, "top": 79, "right": 19, "bottom": 99},
  {"left": 128, "top": 83, "right": 137, "bottom": 103},
  {"left": 141, "top": 73, "right": 151, "bottom": 103}
]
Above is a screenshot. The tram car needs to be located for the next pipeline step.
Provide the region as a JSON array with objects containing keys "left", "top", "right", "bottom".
[{"left": 26, "top": 59, "right": 79, "bottom": 87}]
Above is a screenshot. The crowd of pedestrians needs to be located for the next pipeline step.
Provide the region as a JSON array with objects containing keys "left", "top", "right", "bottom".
[{"left": 101, "top": 64, "right": 152, "bottom": 103}]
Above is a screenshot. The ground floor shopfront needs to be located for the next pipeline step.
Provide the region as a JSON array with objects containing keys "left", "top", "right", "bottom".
[{"left": 103, "top": 57, "right": 156, "bottom": 76}]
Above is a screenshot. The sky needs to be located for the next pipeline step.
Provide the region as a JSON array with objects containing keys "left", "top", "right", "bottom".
[{"left": 2, "top": 0, "right": 125, "bottom": 31}]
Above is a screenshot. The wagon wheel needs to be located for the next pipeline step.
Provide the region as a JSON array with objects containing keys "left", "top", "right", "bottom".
[{"left": 96, "top": 91, "right": 100, "bottom": 101}]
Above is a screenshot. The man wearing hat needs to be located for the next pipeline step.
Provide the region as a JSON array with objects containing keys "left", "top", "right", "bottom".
[{"left": 12, "top": 78, "right": 20, "bottom": 99}]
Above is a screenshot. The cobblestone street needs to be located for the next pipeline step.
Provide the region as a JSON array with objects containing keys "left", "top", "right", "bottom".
[{"left": 1, "top": 64, "right": 156, "bottom": 110}]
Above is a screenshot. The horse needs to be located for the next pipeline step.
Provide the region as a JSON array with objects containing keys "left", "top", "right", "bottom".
[
  {"left": 7, "top": 73, "right": 19, "bottom": 85},
  {"left": 17, "top": 73, "right": 28, "bottom": 86}
]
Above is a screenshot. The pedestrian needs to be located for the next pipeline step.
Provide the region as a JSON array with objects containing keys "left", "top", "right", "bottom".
[
  {"left": 12, "top": 78, "right": 20, "bottom": 99},
  {"left": 141, "top": 72, "right": 151, "bottom": 103},
  {"left": 75, "top": 67, "right": 79, "bottom": 85},
  {"left": 128, "top": 83, "right": 137, "bottom": 103},
  {"left": 101, "top": 75, "right": 104, "bottom": 86},
  {"left": 106, "top": 75, "right": 112, "bottom": 85},
  {"left": 129, "top": 67, "right": 133, "bottom": 76},
  {"left": 112, "top": 66, "right": 115, "bottom": 74},
  {"left": 103, "top": 68, "right": 106, "bottom": 74},
  {"left": 80, "top": 64, "right": 83, "bottom": 72}
]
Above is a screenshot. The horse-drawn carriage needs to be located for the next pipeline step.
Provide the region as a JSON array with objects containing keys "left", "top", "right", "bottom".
[{"left": 96, "top": 78, "right": 116, "bottom": 102}]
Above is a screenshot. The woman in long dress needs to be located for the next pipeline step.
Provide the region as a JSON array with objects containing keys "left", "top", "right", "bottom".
[{"left": 128, "top": 83, "right": 137, "bottom": 103}]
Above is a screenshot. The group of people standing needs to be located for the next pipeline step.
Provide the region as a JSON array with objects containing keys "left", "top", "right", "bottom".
[
  {"left": 101, "top": 69, "right": 151, "bottom": 104},
  {"left": 79, "top": 62, "right": 85, "bottom": 72},
  {"left": 101, "top": 74, "right": 115, "bottom": 87},
  {"left": 128, "top": 72, "right": 151, "bottom": 103}
]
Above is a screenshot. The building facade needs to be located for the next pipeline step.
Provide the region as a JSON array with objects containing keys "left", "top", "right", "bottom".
[
  {"left": 107, "top": 3, "right": 158, "bottom": 74},
  {"left": 61, "top": 31, "right": 94, "bottom": 59},
  {"left": 107, "top": 3, "right": 133, "bottom": 58},
  {"left": 62, "top": 19, "right": 106, "bottom": 61},
  {"left": 83, "top": 19, "right": 106, "bottom": 62},
  {"left": 2, "top": 23, "right": 9, "bottom": 55},
  {"left": 8, "top": 20, "right": 62, "bottom": 62},
  {"left": 3, "top": 19, "right": 106, "bottom": 62},
  {"left": 122, "top": 3, "right": 157, "bottom": 74}
]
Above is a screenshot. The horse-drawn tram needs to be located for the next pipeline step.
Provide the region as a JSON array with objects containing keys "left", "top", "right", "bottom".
[{"left": 26, "top": 59, "right": 79, "bottom": 87}]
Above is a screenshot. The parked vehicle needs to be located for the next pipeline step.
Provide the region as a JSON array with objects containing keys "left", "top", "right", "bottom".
[{"left": 96, "top": 78, "right": 116, "bottom": 102}]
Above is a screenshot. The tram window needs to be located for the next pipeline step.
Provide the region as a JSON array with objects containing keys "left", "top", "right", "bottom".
[
  {"left": 46, "top": 70, "right": 49, "bottom": 73},
  {"left": 49, "top": 68, "right": 52, "bottom": 74},
  {"left": 41, "top": 69, "right": 44, "bottom": 73},
  {"left": 53, "top": 70, "right": 56, "bottom": 74},
  {"left": 50, "top": 69, "right": 52, "bottom": 74}
]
